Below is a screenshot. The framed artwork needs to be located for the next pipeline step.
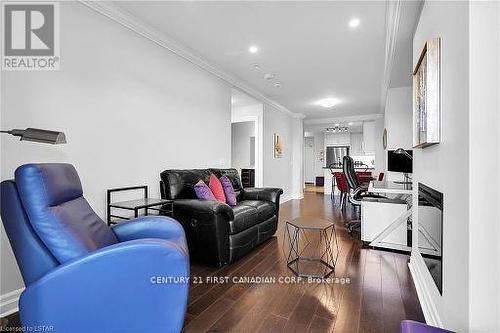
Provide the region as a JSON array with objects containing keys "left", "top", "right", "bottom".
[
  {"left": 413, "top": 37, "right": 441, "bottom": 148},
  {"left": 273, "top": 133, "right": 283, "bottom": 158}
]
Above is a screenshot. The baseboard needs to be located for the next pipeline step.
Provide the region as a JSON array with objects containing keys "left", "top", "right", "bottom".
[
  {"left": 281, "top": 193, "right": 303, "bottom": 204},
  {"left": 408, "top": 252, "right": 443, "bottom": 327},
  {"left": 0, "top": 288, "right": 23, "bottom": 317}
]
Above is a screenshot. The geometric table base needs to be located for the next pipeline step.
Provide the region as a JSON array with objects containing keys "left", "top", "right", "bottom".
[{"left": 285, "top": 218, "right": 339, "bottom": 278}]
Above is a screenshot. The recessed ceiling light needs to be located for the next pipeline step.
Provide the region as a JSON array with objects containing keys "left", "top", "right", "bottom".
[
  {"left": 248, "top": 45, "right": 258, "bottom": 54},
  {"left": 348, "top": 122, "right": 354, "bottom": 126},
  {"left": 316, "top": 97, "right": 340, "bottom": 108},
  {"left": 264, "top": 73, "right": 276, "bottom": 80},
  {"left": 349, "top": 18, "right": 360, "bottom": 28},
  {"left": 275, "top": 82, "right": 282, "bottom": 87},
  {"left": 252, "top": 63, "right": 260, "bottom": 70}
]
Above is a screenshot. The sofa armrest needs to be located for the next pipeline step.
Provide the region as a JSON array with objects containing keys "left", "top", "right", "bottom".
[
  {"left": 19, "top": 239, "right": 189, "bottom": 333},
  {"left": 170, "top": 199, "right": 233, "bottom": 267},
  {"left": 242, "top": 187, "right": 283, "bottom": 204}
]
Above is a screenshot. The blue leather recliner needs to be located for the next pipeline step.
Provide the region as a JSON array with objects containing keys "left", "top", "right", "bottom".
[{"left": 0, "top": 163, "right": 190, "bottom": 333}]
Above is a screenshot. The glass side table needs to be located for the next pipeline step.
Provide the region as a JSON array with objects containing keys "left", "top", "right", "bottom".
[
  {"left": 106, "top": 186, "right": 173, "bottom": 225},
  {"left": 284, "top": 217, "right": 339, "bottom": 278}
]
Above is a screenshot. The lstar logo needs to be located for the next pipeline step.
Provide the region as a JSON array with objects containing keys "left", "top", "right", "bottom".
[{"left": 2, "top": 2, "right": 60, "bottom": 70}]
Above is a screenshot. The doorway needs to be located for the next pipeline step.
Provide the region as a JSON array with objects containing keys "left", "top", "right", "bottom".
[
  {"left": 231, "top": 89, "right": 263, "bottom": 187},
  {"left": 304, "top": 136, "right": 315, "bottom": 184}
]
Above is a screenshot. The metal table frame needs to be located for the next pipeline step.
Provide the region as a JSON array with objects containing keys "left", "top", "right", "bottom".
[
  {"left": 285, "top": 220, "right": 339, "bottom": 278},
  {"left": 367, "top": 180, "right": 412, "bottom": 252},
  {"left": 106, "top": 186, "right": 173, "bottom": 225}
]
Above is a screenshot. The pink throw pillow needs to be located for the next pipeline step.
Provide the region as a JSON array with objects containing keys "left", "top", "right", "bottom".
[{"left": 209, "top": 174, "right": 226, "bottom": 203}]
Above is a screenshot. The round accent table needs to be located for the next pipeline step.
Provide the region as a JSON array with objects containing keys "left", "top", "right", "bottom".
[{"left": 284, "top": 217, "right": 339, "bottom": 278}]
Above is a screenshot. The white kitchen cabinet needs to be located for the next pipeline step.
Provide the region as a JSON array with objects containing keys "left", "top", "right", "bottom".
[
  {"left": 325, "top": 133, "right": 350, "bottom": 146},
  {"left": 350, "top": 133, "right": 363, "bottom": 155},
  {"left": 362, "top": 121, "right": 376, "bottom": 154}
]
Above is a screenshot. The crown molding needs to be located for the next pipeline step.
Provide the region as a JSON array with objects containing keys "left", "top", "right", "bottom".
[
  {"left": 303, "top": 113, "right": 382, "bottom": 125},
  {"left": 78, "top": 1, "right": 296, "bottom": 117},
  {"left": 380, "top": 0, "right": 402, "bottom": 113}
]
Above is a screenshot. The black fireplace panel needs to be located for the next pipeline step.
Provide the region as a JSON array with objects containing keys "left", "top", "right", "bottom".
[{"left": 418, "top": 183, "right": 443, "bottom": 294}]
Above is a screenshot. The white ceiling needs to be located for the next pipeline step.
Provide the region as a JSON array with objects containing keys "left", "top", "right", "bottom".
[
  {"left": 114, "top": 1, "right": 421, "bottom": 120},
  {"left": 115, "top": 1, "right": 388, "bottom": 119}
]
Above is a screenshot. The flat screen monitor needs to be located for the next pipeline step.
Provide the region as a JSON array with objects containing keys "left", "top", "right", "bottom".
[{"left": 387, "top": 150, "right": 413, "bottom": 173}]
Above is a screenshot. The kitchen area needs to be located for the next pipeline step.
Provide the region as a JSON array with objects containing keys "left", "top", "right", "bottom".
[{"left": 303, "top": 119, "right": 382, "bottom": 196}]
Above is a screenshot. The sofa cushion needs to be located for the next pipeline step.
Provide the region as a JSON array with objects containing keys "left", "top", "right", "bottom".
[
  {"left": 219, "top": 176, "right": 237, "bottom": 206},
  {"left": 160, "top": 169, "right": 211, "bottom": 200},
  {"left": 209, "top": 174, "right": 226, "bottom": 203},
  {"left": 229, "top": 204, "right": 258, "bottom": 234},
  {"left": 194, "top": 180, "right": 216, "bottom": 201},
  {"left": 209, "top": 168, "right": 243, "bottom": 200},
  {"left": 238, "top": 200, "right": 276, "bottom": 222}
]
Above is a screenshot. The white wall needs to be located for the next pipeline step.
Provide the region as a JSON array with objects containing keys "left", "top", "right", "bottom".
[
  {"left": 231, "top": 121, "right": 255, "bottom": 170},
  {"left": 410, "top": 1, "right": 470, "bottom": 331},
  {"left": 290, "top": 117, "right": 304, "bottom": 199},
  {"left": 313, "top": 132, "right": 325, "bottom": 177},
  {"left": 468, "top": 1, "right": 500, "bottom": 332},
  {"left": 1, "top": 2, "right": 232, "bottom": 315},
  {"left": 384, "top": 86, "right": 412, "bottom": 181},
  {"left": 384, "top": 86, "right": 413, "bottom": 149},
  {"left": 263, "top": 104, "right": 303, "bottom": 201}
]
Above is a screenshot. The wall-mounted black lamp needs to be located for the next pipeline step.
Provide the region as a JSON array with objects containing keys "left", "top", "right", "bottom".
[
  {"left": 394, "top": 147, "right": 413, "bottom": 160},
  {"left": 0, "top": 128, "right": 67, "bottom": 144}
]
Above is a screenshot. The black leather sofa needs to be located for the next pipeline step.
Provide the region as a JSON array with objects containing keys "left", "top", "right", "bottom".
[{"left": 160, "top": 168, "right": 283, "bottom": 267}]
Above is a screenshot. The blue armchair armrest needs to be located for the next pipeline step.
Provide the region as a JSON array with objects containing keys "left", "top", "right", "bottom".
[
  {"left": 111, "top": 216, "right": 187, "bottom": 253},
  {"left": 19, "top": 239, "right": 189, "bottom": 333}
]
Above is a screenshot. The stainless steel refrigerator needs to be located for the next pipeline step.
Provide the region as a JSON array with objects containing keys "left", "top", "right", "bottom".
[{"left": 326, "top": 146, "right": 349, "bottom": 167}]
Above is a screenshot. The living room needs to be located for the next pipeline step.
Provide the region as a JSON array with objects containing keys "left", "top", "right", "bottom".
[{"left": 1, "top": 1, "right": 499, "bottom": 333}]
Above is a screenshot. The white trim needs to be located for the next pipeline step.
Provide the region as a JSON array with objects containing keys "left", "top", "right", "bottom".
[
  {"left": 408, "top": 252, "right": 443, "bottom": 328},
  {"left": 281, "top": 193, "right": 305, "bottom": 204},
  {"left": 380, "top": 0, "right": 402, "bottom": 113},
  {"left": 280, "top": 194, "right": 292, "bottom": 204},
  {"left": 0, "top": 288, "right": 23, "bottom": 317},
  {"left": 303, "top": 113, "right": 383, "bottom": 126},
  {"left": 78, "top": 1, "right": 298, "bottom": 118}
]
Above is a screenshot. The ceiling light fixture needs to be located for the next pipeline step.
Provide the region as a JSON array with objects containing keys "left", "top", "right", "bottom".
[
  {"left": 326, "top": 125, "right": 348, "bottom": 133},
  {"left": 348, "top": 122, "right": 354, "bottom": 126},
  {"left": 275, "top": 82, "right": 282, "bottom": 88},
  {"left": 248, "top": 45, "right": 258, "bottom": 54},
  {"left": 316, "top": 97, "right": 340, "bottom": 108},
  {"left": 349, "top": 18, "right": 361, "bottom": 28},
  {"left": 264, "top": 73, "right": 275, "bottom": 80},
  {"left": 252, "top": 63, "right": 260, "bottom": 70}
]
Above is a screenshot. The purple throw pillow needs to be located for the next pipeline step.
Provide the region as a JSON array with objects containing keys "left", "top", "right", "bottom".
[
  {"left": 219, "top": 176, "right": 237, "bottom": 206},
  {"left": 194, "top": 180, "right": 216, "bottom": 201}
]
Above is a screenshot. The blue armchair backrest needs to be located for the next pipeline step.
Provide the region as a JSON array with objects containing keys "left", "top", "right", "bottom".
[
  {"left": 1, "top": 180, "right": 58, "bottom": 286},
  {"left": 2, "top": 164, "right": 118, "bottom": 281}
]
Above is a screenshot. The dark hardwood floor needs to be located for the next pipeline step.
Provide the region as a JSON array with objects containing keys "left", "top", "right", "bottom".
[
  {"left": 184, "top": 192, "right": 424, "bottom": 332},
  {"left": 1, "top": 192, "right": 424, "bottom": 332}
]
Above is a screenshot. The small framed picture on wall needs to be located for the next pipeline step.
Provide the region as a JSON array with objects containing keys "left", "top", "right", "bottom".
[{"left": 273, "top": 133, "right": 283, "bottom": 158}]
